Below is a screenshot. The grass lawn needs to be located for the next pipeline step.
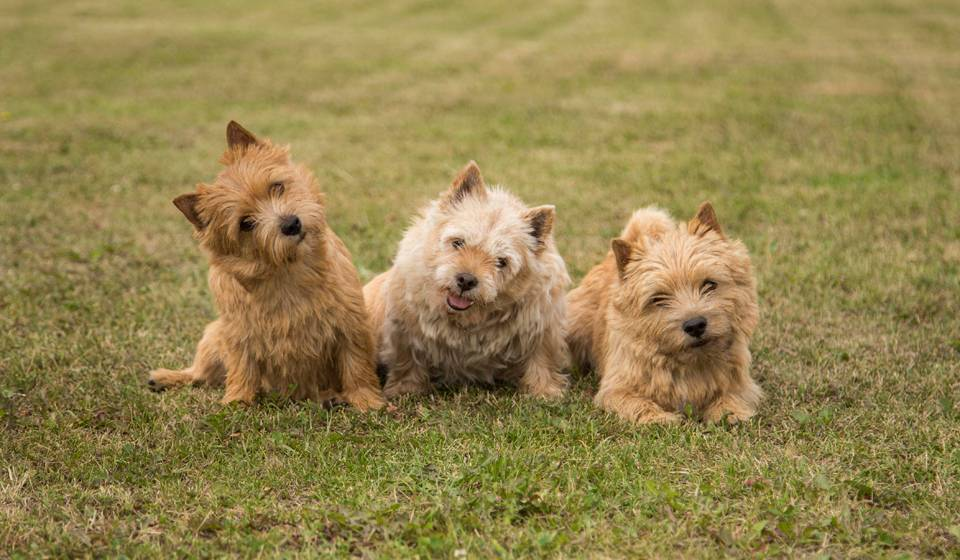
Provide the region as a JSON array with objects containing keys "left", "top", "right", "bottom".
[{"left": 2, "top": 0, "right": 959, "bottom": 557}]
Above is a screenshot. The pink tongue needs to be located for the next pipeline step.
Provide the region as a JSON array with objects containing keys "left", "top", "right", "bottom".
[{"left": 447, "top": 293, "right": 474, "bottom": 310}]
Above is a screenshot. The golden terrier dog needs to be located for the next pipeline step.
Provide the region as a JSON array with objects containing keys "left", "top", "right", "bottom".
[
  {"left": 567, "top": 203, "right": 760, "bottom": 424},
  {"left": 365, "top": 162, "right": 570, "bottom": 399},
  {"left": 148, "top": 122, "right": 384, "bottom": 410}
]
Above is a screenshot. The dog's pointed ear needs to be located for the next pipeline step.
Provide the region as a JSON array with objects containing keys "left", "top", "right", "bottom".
[
  {"left": 173, "top": 193, "right": 204, "bottom": 229},
  {"left": 226, "top": 120, "right": 259, "bottom": 149},
  {"left": 611, "top": 237, "right": 643, "bottom": 278},
  {"left": 442, "top": 161, "right": 487, "bottom": 208},
  {"left": 688, "top": 201, "right": 724, "bottom": 238},
  {"left": 524, "top": 205, "right": 555, "bottom": 249}
]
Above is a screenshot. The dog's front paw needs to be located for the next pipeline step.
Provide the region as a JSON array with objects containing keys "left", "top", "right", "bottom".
[
  {"left": 624, "top": 408, "right": 683, "bottom": 425},
  {"left": 703, "top": 407, "right": 754, "bottom": 425},
  {"left": 703, "top": 397, "right": 756, "bottom": 424},
  {"left": 519, "top": 365, "right": 568, "bottom": 399},
  {"left": 520, "top": 378, "right": 567, "bottom": 399},
  {"left": 383, "top": 383, "right": 430, "bottom": 400},
  {"left": 341, "top": 388, "right": 385, "bottom": 412},
  {"left": 599, "top": 393, "right": 682, "bottom": 425},
  {"left": 220, "top": 388, "right": 256, "bottom": 406},
  {"left": 383, "top": 369, "right": 432, "bottom": 400},
  {"left": 644, "top": 410, "right": 683, "bottom": 425}
]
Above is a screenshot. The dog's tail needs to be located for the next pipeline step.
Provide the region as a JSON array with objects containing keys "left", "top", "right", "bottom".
[{"left": 620, "top": 207, "right": 674, "bottom": 243}]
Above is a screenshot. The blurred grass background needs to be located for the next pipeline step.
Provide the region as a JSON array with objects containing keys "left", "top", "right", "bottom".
[{"left": 1, "top": 0, "right": 958, "bottom": 557}]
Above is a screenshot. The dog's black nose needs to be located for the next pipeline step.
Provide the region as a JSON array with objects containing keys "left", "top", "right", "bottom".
[
  {"left": 279, "top": 215, "right": 301, "bottom": 236},
  {"left": 455, "top": 272, "right": 478, "bottom": 292},
  {"left": 682, "top": 316, "right": 708, "bottom": 338}
]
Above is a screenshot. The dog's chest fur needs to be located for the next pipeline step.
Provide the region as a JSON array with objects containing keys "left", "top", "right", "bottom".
[
  {"left": 212, "top": 270, "right": 339, "bottom": 381},
  {"left": 402, "top": 298, "right": 549, "bottom": 386}
]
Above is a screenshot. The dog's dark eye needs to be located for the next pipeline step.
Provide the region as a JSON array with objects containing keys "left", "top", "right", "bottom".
[
  {"left": 269, "top": 181, "right": 285, "bottom": 196},
  {"left": 496, "top": 257, "right": 508, "bottom": 269},
  {"left": 451, "top": 238, "right": 465, "bottom": 250},
  {"left": 702, "top": 280, "right": 718, "bottom": 294},
  {"left": 239, "top": 216, "right": 256, "bottom": 231},
  {"left": 648, "top": 293, "right": 670, "bottom": 308}
]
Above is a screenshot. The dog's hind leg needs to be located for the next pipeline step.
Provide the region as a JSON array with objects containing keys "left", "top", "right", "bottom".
[{"left": 148, "top": 320, "right": 226, "bottom": 392}]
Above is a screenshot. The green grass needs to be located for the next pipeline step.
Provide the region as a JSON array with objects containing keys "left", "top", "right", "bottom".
[{"left": 2, "top": 0, "right": 959, "bottom": 557}]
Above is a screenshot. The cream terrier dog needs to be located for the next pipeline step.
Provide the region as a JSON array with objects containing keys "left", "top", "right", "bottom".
[{"left": 365, "top": 162, "right": 570, "bottom": 399}]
